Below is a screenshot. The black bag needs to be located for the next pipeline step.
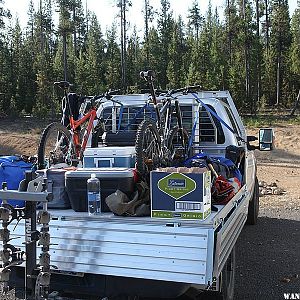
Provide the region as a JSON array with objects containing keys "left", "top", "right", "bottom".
[
  {"left": 103, "top": 131, "right": 136, "bottom": 146},
  {"left": 225, "top": 145, "right": 245, "bottom": 166},
  {"left": 62, "top": 93, "right": 81, "bottom": 127}
]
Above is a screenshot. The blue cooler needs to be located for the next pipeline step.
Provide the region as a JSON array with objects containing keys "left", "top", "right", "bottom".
[{"left": 83, "top": 146, "right": 136, "bottom": 168}]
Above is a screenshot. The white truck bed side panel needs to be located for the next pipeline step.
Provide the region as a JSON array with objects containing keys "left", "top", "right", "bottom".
[{"left": 11, "top": 216, "right": 215, "bottom": 285}]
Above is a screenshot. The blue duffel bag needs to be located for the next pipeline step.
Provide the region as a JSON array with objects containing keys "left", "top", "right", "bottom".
[{"left": 0, "top": 155, "right": 33, "bottom": 207}]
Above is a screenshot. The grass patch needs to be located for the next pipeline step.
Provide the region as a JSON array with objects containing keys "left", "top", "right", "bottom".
[{"left": 242, "top": 114, "right": 300, "bottom": 128}]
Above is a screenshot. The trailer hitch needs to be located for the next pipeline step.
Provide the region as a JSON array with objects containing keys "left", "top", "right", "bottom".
[{"left": 0, "top": 171, "right": 53, "bottom": 300}]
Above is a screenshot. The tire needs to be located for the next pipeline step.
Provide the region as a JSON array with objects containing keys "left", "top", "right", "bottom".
[
  {"left": 91, "top": 122, "right": 105, "bottom": 148},
  {"left": 37, "top": 122, "right": 75, "bottom": 169},
  {"left": 218, "top": 245, "right": 236, "bottom": 300},
  {"left": 246, "top": 176, "right": 259, "bottom": 225},
  {"left": 167, "top": 126, "right": 189, "bottom": 165},
  {"left": 197, "top": 246, "right": 236, "bottom": 300},
  {"left": 135, "top": 119, "right": 161, "bottom": 177}
]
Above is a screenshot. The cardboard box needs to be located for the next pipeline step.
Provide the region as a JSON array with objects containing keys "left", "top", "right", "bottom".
[{"left": 151, "top": 167, "right": 211, "bottom": 220}]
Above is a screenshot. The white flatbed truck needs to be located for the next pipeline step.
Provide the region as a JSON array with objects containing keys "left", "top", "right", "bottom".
[{"left": 0, "top": 91, "right": 273, "bottom": 300}]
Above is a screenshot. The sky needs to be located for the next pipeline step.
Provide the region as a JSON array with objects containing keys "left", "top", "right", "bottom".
[{"left": 4, "top": 0, "right": 299, "bottom": 32}]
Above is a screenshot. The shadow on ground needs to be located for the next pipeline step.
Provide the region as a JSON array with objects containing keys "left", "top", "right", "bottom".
[{"left": 235, "top": 217, "right": 300, "bottom": 300}]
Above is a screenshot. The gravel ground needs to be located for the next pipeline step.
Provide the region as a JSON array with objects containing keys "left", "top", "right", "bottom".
[
  {"left": 235, "top": 212, "right": 300, "bottom": 300},
  {"left": 234, "top": 153, "right": 300, "bottom": 300}
]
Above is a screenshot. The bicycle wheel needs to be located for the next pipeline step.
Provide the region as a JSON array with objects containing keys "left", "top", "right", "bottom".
[
  {"left": 167, "top": 126, "right": 189, "bottom": 165},
  {"left": 135, "top": 119, "right": 161, "bottom": 177},
  {"left": 38, "top": 122, "right": 76, "bottom": 169}
]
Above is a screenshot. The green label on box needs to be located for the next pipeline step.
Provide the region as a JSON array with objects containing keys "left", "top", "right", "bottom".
[
  {"left": 157, "top": 172, "right": 196, "bottom": 200},
  {"left": 152, "top": 210, "right": 207, "bottom": 219},
  {"left": 152, "top": 208, "right": 211, "bottom": 220}
]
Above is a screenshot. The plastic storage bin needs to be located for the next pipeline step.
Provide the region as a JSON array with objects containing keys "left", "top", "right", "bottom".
[
  {"left": 37, "top": 168, "right": 71, "bottom": 209},
  {"left": 65, "top": 168, "right": 135, "bottom": 212},
  {"left": 83, "top": 146, "right": 136, "bottom": 168}
]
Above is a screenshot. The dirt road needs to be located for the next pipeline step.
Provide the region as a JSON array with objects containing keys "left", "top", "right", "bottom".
[{"left": 235, "top": 125, "right": 300, "bottom": 300}]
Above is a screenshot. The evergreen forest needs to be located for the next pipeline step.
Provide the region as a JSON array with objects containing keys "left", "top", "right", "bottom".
[{"left": 0, "top": 0, "right": 299, "bottom": 117}]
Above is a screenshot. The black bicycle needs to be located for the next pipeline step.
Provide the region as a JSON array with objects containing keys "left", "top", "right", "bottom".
[{"left": 135, "top": 70, "right": 200, "bottom": 177}]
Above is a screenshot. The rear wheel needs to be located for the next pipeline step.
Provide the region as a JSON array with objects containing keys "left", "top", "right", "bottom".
[
  {"left": 135, "top": 119, "right": 161, "bottom": 177},
  {"left": 167, "top": 126, "right": 189, "bottom": 165},
  {"left": 196, "top": 246, "right": 236, "bottom": 300},
  {"left": 246, "top": 176, "right": 259, "bottom": 225},
  {"left": 37, "top": 122, "right": 76, "bottom": 169},
  {"left": 218, "top": 245, "right": 236, "bottom": 300}
]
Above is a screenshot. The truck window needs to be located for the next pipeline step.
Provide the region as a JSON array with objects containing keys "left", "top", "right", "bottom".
[
  {"left": 101, "top": 105, "right": 156, "bottom": 132},
  {"left": 199, "top": 105, "right": 225, "bottom": 144},
  {"left": 223, "top": 105, "right": 242, "bottom": 137}
]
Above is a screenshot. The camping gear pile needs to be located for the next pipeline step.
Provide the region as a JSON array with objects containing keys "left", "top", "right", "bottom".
[{"left": 0, "top": 150, "right": 243, "bottom": 219}]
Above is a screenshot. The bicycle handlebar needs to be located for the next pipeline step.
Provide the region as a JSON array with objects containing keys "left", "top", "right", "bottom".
[
  {"left": 140, "top": 70, "right": 155, "bottom": 82},
  {"left": 54, "top": 81, "right": 73, "bottom": 90},
  {"left": 93, "top": 89, "right": 120, "bottom": 101},
  {"left": 165, "top": 85, "right": 202, "bottom": 96}
]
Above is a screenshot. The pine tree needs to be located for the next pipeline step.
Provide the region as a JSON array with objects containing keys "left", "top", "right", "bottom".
[
  {"left": 105, "top": 24, "right": 121, "bottom": 90},
  {"left": 289, "top": 2, "right": 300, "bottom": 95},
  {"left": 81, "top": 13, "right": 106, "bottom": 94},
  {"left": 187, "top": 0, "right": 204, "bottom": 41},
  {"left": 117, "top": 0, "right": 132, "bottom": 89},
  {"left": 143, "top": 27, "right": 161, "bottom": 80},
  {"left": 0, "top": 1, "right": 12, "bottom": 113},
  {"left": 32, "top": 0, "right": 55, "bottom": 117},
  {"left": 143, "top": 0, "right": 155, "bottom": 67},
  {"left": 126, "top": 27, "right": 142, "bottom": 90},
  {"left": 167, "top": 17, "right": 185, "bottom": 88},
  {"left": 157, "top": 0, "right": 174, "bottom": 88},
  {"left": 270, "top": 0, "right": 292, "bottom": 106}
]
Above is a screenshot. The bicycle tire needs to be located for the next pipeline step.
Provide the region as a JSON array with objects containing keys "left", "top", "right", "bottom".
[
  {"left": 37, "top": 122, "right": 75, "bottom": 169},
  {"left": 135, "top": 119, "right": 161, "bottom": 177},
  {"left": 167, "top": 126, "right": 189, "bottom": 164}
]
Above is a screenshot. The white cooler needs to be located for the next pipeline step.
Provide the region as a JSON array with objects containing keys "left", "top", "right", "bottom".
[{"left": 83, "top": 146, "right": 136, "bottom": 168}]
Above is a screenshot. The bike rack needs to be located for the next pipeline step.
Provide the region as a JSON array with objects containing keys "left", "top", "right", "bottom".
[{"left": 0, "top": 171, "right": 53, "bottom": 300}]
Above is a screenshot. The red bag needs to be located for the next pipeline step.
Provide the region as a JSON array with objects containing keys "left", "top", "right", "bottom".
[{"left": 212, "top": 176, "right": 241, "bottom": 205}]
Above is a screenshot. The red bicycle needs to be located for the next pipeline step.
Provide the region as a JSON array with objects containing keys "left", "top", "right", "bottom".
[{"left": 37, "top": 81, "right": 115, "bottom": 169}]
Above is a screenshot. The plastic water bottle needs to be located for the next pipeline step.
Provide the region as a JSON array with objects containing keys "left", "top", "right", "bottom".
[{"left": 87, "top": 173, "right": 101, "bottom": 215}]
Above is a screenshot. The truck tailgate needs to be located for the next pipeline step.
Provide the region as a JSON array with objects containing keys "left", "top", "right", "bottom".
[{"left": 11, "top": 212, "right": 214, "bottom": 286}]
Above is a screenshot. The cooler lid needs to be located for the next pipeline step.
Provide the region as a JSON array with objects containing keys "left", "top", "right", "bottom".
[
  {"left": 65, "top": 167, "right": 134, "bottom": 178},
  {"left": 84, "top": 146, "right": 135, "bottom": 157}
]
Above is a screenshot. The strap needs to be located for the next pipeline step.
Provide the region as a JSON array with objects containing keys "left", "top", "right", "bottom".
[{"left": 191, "top": 93, "right": 245, "bottom": 142}]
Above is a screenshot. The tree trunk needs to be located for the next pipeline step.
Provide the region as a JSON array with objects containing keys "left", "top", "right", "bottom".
[
  {"left": 265, "top": 0, "right": 269, "bottom": 53},
  {"left": 290, "top": 90, "right": 300, "bottom": 116},
  {"left": 227, "top": 0, "right": 232, "bottom": 63},
  {"left": 63, "top": 31, "right": 67, "bottom": 81},
  {"left": 120, "top": 0, "right": 127, "bottom": 90},
  {"left": 73, "top": 5, "right": 77, "bottom": 57},
  {"left": 243, "top": 0, "right": 250, "bottom": 110},
  {"left": 256, "top": 0, "right": 261, "bottom": 113},
  {"left": 144, "top": 0, "right": 149, "bottom": 66}
]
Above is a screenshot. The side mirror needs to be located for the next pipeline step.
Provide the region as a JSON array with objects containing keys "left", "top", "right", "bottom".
[{"left": 259, "top": 128, "right": 274, "bottom": 151}]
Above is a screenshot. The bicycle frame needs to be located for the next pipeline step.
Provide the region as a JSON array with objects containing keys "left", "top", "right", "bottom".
[{"left": 68, "top": 107, "right": 97, "bottom": 160}]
